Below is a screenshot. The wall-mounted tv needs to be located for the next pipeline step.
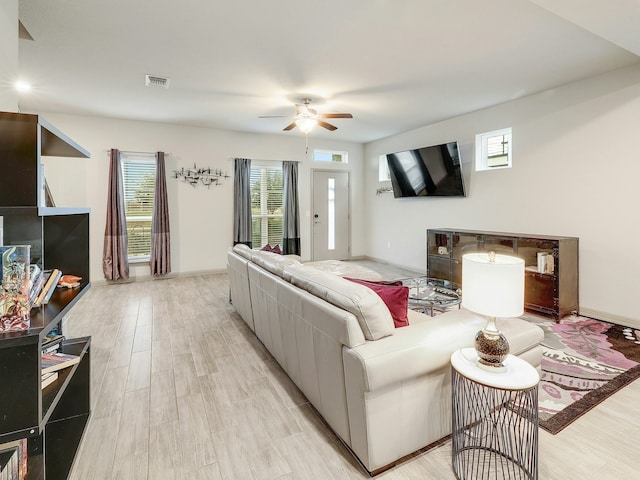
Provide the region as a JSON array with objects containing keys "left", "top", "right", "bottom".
[{"left": 386, "top": 141, "right": 466, "bottom": 198}]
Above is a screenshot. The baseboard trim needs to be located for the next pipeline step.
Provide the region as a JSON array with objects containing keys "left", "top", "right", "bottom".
[
  {"left": 356, "top": 255, "right": 392, "bottom": 265},
  {"left": 579, "top": 307, "right": 640, "bottom": 329},
  {"left": 91, "top": 268, "right": 227, "bottom": 286}
]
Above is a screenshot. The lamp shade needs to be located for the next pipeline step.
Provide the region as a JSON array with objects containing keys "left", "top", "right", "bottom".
[{"left": 462, "top": 252, "right": 524, "bottom": 318}]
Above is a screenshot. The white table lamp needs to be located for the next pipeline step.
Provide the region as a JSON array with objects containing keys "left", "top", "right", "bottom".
[{"left": 462, "top": 252, "right": 524, "bottom": 372}]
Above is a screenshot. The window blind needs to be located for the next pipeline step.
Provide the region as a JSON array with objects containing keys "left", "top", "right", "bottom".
[
  {"left": 487, "top": 133, "right": 511, "bottom": 166},
  {"left": 250, "top": 166, "right": 283, "bottom": 249},
  {"left": 121, "top": 156, "right": 156, "bottom": 259}
]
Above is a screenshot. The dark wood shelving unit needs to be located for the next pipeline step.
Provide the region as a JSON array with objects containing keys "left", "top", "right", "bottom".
[
  {"left": 427, "top": 228, "right": 579, "bottom": 320},
  {"left": 0, "top": 111, "right": 91, "bottom": 479}
]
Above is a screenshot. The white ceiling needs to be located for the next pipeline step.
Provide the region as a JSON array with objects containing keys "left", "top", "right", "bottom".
[{"left": 17, "top": 0, "right": 640, "bottom": 144}]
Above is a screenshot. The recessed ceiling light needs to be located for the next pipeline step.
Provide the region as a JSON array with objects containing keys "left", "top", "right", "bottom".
[{"left": 15, "top": 81, "right": 31, "bottom": 92}]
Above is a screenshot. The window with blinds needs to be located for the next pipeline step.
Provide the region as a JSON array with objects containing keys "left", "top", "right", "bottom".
[
  {"left": 250, "top": 165, "right": 283, "bottom": 249},
  {"left": 475, "top": 127, "right": 512, "bottom": 171},
  {"left": 120, "top": 153, "right": 156, "bottom": 261}
]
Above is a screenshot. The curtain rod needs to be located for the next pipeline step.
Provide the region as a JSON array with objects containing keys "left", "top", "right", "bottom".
[
  {"left": 104, "top": 150, "right": 173, "bottom": 156},
  {"left": 229, "top": 157, "right": 300, "bottom": 163}
]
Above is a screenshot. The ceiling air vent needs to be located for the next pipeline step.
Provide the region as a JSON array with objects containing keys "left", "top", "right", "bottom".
[{"left": 145, "top": 74, "right": 170, "bottom": 88}]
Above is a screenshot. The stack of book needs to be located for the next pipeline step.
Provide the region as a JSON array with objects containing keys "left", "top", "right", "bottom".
[
  {"left": 536, "top": 252, "right": 555, "bottom": 274},
  {"left": 41, "top": 333, "right": 65, "bottom": 354},
  {"left": 41, "top": 372, "right": 58, "bottom": 389},
  {"left": 27, "top": 264, "right": 43, "bottom": 307},
  {"left": 41, "top": 351, "right": 80, "bottom": 375},
  {"left": 31, "top": 269, "right": 62, "bottom": 308},
  {"left": 40, "top": 334, "right": 76, "bottom": 390},
  {"left": 0, "top": 439, "right": 27, "bottom": 480},
  {"left": 29, "top": 269, "right": 83, "bottom": 309}
]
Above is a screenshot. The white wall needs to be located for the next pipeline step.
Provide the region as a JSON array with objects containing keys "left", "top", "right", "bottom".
[
  {"left": 0, "top": 0, "right": 18, "bottom": 112},
  {"left": 39, "top": 113, "right": 365, "bottom": 283},
  {"left": 365, "top": 63, "right": 640, "bottom": 326}
]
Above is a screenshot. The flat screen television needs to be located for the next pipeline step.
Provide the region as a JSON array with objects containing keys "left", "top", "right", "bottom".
[{"left": 386, "top": 141, "right": 466, "bottom": 198}]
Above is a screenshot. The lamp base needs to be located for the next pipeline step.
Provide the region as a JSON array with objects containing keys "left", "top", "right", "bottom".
[{"left": 474, "top": 324, "right": 509, "bottom": 373}]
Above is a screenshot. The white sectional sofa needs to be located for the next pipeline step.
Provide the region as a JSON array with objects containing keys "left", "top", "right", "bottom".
[{"left": 227, "top": 244, "right": 544, "bottom": 474}]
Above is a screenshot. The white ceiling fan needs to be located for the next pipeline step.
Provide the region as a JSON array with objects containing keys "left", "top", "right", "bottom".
[{"left": 259, "top": 98, "right": 353, "bottom": 133}]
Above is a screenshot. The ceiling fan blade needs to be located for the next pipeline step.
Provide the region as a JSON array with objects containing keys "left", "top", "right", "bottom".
[
  {"left": 319, "top": 113, "right": 353, "bottom": 119},
  {"left": 283, "top": 122, "right": 297, "bottom": 131},
  {"left": 259, "top": 115, "right": 296, "bottom": 118},
  {"left": 318, "top": 120, "right": 337, "bottom": 131}
]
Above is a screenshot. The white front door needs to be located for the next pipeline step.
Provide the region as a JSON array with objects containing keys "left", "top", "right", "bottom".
[{"left": 312, "top": 170, "right": 350, "bottom": 261}]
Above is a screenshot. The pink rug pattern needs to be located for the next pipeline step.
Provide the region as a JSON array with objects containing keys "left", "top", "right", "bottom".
[{"left": 526, "top": 315, "right": 640, "bottom": 433}]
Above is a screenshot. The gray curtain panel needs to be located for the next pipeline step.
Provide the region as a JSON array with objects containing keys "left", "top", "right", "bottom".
[
  {"left": 102, "top": 148, "right": 130, "bottom": 280},
  {"left": 282, "top": 160, "right": 300, "bottom": 256},
  {"left": 150, "top": 151, "right": 171, "bottom": 276},
  {"left": 233, "top": 157, "right": 252, "bottom": 247}
]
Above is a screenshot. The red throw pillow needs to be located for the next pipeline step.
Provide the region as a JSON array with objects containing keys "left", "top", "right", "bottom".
[
  {"left": 344, "top": 277, "right": 409, "bottom": 328},
  {"left": 272, "top": 244, "right": 282, "bottom": 255},
  {"left": 260, "top": 244, "right": 272, "bottom": 252}
]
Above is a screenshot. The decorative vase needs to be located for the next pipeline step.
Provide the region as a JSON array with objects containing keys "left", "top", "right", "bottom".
[{"left": 0, "top": 245, "right": 31, "bottom": 332}]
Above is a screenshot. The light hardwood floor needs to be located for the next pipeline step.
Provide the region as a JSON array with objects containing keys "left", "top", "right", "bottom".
[{"left": 65, "top": 272, "right": 640, "bottom": 480}]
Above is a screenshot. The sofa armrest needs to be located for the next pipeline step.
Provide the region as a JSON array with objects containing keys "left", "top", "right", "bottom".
[{"left": 344, "top": 311, "right": 486, "bottom": 392}]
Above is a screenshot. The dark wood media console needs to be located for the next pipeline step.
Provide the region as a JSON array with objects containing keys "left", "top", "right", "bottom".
[{"left": 427, "top": 228, "right": 578, "bottom": 320}]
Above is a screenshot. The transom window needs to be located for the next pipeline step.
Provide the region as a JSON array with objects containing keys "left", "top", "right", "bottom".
[
  {"left": 120, "top": 153, "right": 156, "bottom": 261},
  {"left": 313, "top": 149, "right": 348, "bottom": 163},
  {"left": 475, "top": 127, "right": 512, "bottom": 171},
  {"left": 250, "top": 165, "right": 283, "bottom": 249}
]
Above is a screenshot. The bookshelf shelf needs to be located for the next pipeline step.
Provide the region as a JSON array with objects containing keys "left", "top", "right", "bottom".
[
  {"left": 41, "top": 339, "right": 90, "bottom": 427},
  {"left": 0, "top": 111, "right": 91, "bottom": 480}
]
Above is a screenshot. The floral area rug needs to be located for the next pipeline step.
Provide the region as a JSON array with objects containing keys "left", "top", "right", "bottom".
[{"left": 525, "top": 315, "right": 640, "bottom": 434}]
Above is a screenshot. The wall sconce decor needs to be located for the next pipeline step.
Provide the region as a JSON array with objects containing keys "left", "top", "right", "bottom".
[
  {"left": 376, "top": 186, "right": 393, "bottom": 195},
  {"left": 173, "top": 164, "right": 229, "bottom": 188}
]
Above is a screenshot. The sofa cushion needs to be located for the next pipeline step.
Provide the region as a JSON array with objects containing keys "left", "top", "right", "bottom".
[
  {"left": 232, "top": 243, "right": 254, "bottom": 260},
  {"left": 304, "top": 260, "right": 383, "bottom": 282},
  {"left": 285, "top": 264, "right": 395, "bottom": 341},
  {"left": 344, "top": 278, "right": 409, "bottom": 328},
  {"left": 251, "top": 249, "right": 300, "bottom": 278},
  {"left": 496, "top": 317, "right": 545, "bottom": 357}
]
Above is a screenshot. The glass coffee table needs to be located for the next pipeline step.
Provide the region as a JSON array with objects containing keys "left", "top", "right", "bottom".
[{"left": 400, "top": 276, "right": 462, "bottom": 316}]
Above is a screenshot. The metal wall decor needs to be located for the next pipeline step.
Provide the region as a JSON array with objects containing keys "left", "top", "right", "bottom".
[{"left": 173, "top": 164, "right": 229, "bottom": 188}]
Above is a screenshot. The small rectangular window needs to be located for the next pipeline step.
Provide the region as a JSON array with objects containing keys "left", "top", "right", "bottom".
[
  {"left": 250, "top": 165, "right": 283, "bottom": 249},
  {"left": 476, "top": 128, "right": 512, "bottom": 171},
  {"left": 378, "top": 155, "right": 391, "bottom": 181},
  {"left": 313, "top": 150, "right": 348, "bottom": 163},
  {"left": 121, "top": 153, "right": 157, "bottom": 261}
]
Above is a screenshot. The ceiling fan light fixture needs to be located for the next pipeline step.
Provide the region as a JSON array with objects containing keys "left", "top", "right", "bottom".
[
  {"left": 260, "top": 98, "right": 350, "bottom": 133},
  {"left": 295, "top": 117, "right": 317, "bottom": 133}
]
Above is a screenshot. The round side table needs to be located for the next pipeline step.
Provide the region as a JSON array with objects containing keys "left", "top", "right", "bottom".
[{"left": 450, "top": 348, "right": 540, "bottom": 480}]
